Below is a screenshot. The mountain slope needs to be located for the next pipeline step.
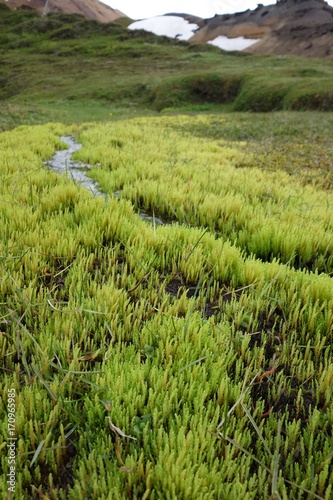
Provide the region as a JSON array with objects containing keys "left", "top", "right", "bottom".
[
  {"left": 0, "top": 1, "right": 333, "bottom": 125},
  {"left": 0, "top": 0, "right": 127, "bottom": 23},
  {"left": 190, "top": 0, "right": 333, "bottom": 57}
]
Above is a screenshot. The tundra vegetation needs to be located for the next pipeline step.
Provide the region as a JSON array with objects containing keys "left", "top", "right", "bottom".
[{"left": 0, "top": 4, "right": 332, "bottom": 499}]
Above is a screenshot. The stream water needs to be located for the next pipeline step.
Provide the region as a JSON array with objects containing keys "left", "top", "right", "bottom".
[{"left": 47, "top": 136, "right": 165, "bottom": 225}]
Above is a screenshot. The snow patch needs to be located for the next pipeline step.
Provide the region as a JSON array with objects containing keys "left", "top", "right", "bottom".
[
  {"left": 128, "top": 16, "right": 260, "bottom": 52},
  {"left": 208, "top": 36, "right": 259, "bottom": 51},
  {"left": 128, "top": 16, "right": 198, "bottom": 41}
]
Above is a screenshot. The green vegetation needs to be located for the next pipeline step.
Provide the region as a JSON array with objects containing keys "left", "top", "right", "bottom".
[
  {"left": 0, "top": 4, "right": 332, "bottom": 499},
  {"left": 1, "top": 2, "right": 333, "bottom": 128},
  {"left": 75, "top": 115, "right": 333, "bottom": 273}
]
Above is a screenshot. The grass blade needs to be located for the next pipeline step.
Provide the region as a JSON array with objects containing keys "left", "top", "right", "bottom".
[
  {"left": 30, "top": 440, "right": 45, "bottom": 468},
  {"left": 271, "top": 419, "right": 282, "bottom": 498},
  {"left": 241, "top": 402, "right": 273, "bottom": 458},
  {"left": 31, "top": 364, "right": 57, "bottom": 401}
]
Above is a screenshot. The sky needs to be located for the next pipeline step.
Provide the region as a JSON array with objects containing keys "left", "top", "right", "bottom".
[{"left": 102, "top": 0, "right": 333, "bottom": 19}]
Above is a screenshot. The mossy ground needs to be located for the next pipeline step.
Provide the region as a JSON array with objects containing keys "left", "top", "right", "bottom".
[
  {"left": 0, "top": 4, "right": 333, "bottom": 500},
  {"left": 1, "top": 115, "right": 332, "bottom": 500}
]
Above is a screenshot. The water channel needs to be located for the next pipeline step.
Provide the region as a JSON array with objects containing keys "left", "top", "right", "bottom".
[{"left": 47, "top": 136, "right": 165, "bottom": 225}]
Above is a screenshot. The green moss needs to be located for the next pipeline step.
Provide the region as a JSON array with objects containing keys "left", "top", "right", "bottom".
[{"left": 0, "top": 117, "right": 332, "bottom": 498}]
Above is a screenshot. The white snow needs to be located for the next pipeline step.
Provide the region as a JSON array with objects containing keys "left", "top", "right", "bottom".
[
  {"left": 128, "top": 16, "right": 199, "bottom": 41},
  {"left": 208, "top": 35, "right": 259, "bottom": 51},
  {"left": 129, "top": 16, "right": 260, "bottom": 52}
]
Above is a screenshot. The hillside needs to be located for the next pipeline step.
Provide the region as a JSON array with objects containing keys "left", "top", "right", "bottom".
[
  {"left": 0, "top": 1, "right": 333, "bottom": 132},
  {"left": 190, "top": 0, "right": 333, "bottom": 58},
  {"left": 0, "top": 0, "right": 127, "bottom": 23}
]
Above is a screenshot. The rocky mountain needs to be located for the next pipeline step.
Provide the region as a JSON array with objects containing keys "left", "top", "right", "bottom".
[
  {"left": 190, "top": 0, "right": 333, "bottom": 57},
  {"left": 0, "top": 0, "right": 127, "bottom": 23}
]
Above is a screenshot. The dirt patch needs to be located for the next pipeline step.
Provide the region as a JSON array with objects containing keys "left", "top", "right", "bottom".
[{"left": 250, "top": 367, "right": 322, "bottom": 424}]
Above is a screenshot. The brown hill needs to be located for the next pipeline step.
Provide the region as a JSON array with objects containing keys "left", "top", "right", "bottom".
[
  {"left": 0, "top": 0, "right": 126, "bottom": 23},
  {"left": 190, "top": 0, "right": 333, "bottom": 57}
]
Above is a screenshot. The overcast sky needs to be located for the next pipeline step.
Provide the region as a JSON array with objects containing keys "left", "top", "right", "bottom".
[{"left": 102, "top": 0, "right": 333, "bottom": 19}]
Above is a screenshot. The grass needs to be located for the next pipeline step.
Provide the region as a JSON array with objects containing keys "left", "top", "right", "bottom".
[
  {"left": 0, "top": 4, "right": 332, "bottom": 499},
  {"left": 1, "top": 3, "right": 333, "bottom": 128}
]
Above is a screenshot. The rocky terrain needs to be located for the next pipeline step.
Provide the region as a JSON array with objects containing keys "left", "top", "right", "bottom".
[
  {"left": 0, "top": 0, "right": 126, "bottom": 23},
  {"left": 189, "top": 0, "right": 333, "bottom": 57}
]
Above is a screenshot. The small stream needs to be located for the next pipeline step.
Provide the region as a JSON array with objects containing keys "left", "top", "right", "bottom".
[
  {"left": 47, "top": 136, "right": 165, "bottom": 225},
  {"left": 47, "top": 136, "right": 104, "bottom": 197}
]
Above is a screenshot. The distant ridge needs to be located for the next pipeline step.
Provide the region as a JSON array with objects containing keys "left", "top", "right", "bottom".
[
  {"left": 0, "top": 0, "right": 127, "bottom": 23},
  {"left": 189, "top": 0, "right": 333, "bottom": 57}
]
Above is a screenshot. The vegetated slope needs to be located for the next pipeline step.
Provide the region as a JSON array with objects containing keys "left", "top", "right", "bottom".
[
  {"left": 190, "top": 0, "right": 333, "bottom": 58},
  {"left": 0, "top": 2, "right": 333, "bottom": 122},
  {"left": 0, "top": 0, "right": 127, "bottom": 23},
  {"left": 0, "top": 116, "right": 332, "bottom": 499}
]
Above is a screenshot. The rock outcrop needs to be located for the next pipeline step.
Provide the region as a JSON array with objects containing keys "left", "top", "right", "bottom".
[
  {"left": 190, "top": 0, "right": 333, "bottom": 57},
  {"left": 0, "top": 0, "right": 127, "bottom": 23}
]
